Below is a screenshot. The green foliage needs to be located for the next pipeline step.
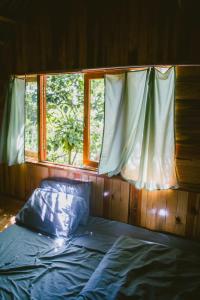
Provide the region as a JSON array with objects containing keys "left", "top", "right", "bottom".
[
  {"left": 46, "top": 74, "right": 84, "bottom": 165},
  {"left": 25, "top": 74, "right": 104, "bottom": 167},
  {"left": 90, "top": 79, "right": 104, "bottom": 161},
  {"left": 25, "top": 82, "right": 38, "bottom": 152}
]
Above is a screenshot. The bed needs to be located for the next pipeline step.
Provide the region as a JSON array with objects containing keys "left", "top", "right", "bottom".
[{"left": 0, "top": 179, "right": 200, "bottom": 300}]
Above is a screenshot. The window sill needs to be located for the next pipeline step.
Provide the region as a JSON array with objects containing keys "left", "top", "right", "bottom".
[{"left": 25, "top": 159, "right": 99, "bottom": 176}]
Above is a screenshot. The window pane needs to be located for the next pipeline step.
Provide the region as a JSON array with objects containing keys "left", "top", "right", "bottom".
[
  {"left": 90, "top": 79, "right": 104, "bottom": 161},
  {"left": 25, "top": 80, "right": 38, "bottom": 154},
  {"left": 46, "top": 74, "right": 84, "bottom": 167}
]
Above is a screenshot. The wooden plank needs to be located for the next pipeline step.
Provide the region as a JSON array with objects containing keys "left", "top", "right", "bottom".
[
  {"left": 15, "top": 164, "right": 26, "bottom": 200},
  {"left": 165, "top": 190, "right": 178, "bottom": 234},
  {"left": 175, "top": 191, "right": 188, "bottom": 236},
  {"left": 0, "top": 164, "right": 5, "bottom": 195},
  {"left": 9, "top": 165, "right": 17, "bottom": 197},
  {"left": 25, "top": 164, "right": 31, "bottom": 199},
  {"left": 67, "top": 171, "right": 75, "bottom": 180},
  {"left": 129, "top": 185, "right": 140, "bottom": 225},
  {"left": 29, "top": 164, "right": 49, "bottom": 192},
  {"left": 186, "top": 192, "right": 197, "bottom": 238},
  {"left": 186, "top": 192, "right": 200, "bottom": 239},
  {"left": 74, "top": 172, "right": 82, "bottom": 180},
  {"left": 176, "top": 66, "right": 200, "bottom": 82},
  {"left": 94, "top": 177, "right": 104, "bottom": 217},
  {"left": 140, "top": 189, "right": 148, "bottom": 228},
  {"left": 88, "top": 175, "right": 96, "bottom": 216},
  {"left": 176, "top": 159, "right": 200, "bottom": 188},
  {"left": 145, "top": 191, "right": 157, "bottom": 231},
  {"left": 110, "top": 178, "right": 121, "bottom": 221},
  {"left": 49, "top": 168, "right": 67, "bottom": 179},
  {"left": 4, "top": 165, "right": 10, "bottom": 196},
  {"left": 175, "top": 100, "right": 200, "bottom": 159},
  {"left": 119, "top": 180, "right": 129, "bottom": 223},
  {"left": 155, "top": 190, "right": 167, "bottom": 232},
  {"left": 193, "top": 194, "right": 200, "bottom": 238},
  {"left": 176, "top": 144, "right": 200, "bottom": 161},
  {"left": 176, "top": 82, "right": 200, "bottom": 100},
  {"left": 103, "top": 178, "right": 112, "bottom": 219}
]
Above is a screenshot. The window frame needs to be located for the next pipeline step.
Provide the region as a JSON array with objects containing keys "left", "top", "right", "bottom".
[
  {"left": 24, "top": 75, "right": 39, "bottom": 161},
  {"left": 25, "top": 68, "right": 138, "bottom": 170},
  {"left": 38, "top": 74, "right": 47, "bottom": 162},
  {"left": 37, "top": 72, "right": 105, "bottom": 169},
  {"left": 83, "top": 72, "right": 104, "bottom": 169}
]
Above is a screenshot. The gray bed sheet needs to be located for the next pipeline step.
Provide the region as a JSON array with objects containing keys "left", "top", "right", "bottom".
[
  {"left": 0, "top": 222, "right": 111, "bottom": 300},
  {"left": 78, "top": 235, "right": 200, "bottom": 300},
  {"left": 77, "top": 216, "right": 200, "bottom": 252},
  {"left": 0, "top": 216, "right": 200, "bottom": 300}
]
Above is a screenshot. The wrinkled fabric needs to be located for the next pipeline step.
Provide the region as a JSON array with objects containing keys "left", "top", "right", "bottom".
[
  {"left": 0, "top": 77, "right": 25, "bottom": 166},
  {"left": 78, "top": 235, "right": 200, "bottom": 300},
  {"left": 40, "top": 178, "right": 91, "bottom": 225},
  {"left": 99, "top": 68, "right": 178, "bottom": 190},
  {"left": 0, "top": 224, "right": 105, "bottom": 300},
  {"left": 1, "top": 218, "right": 200, "bottom": 300},
  {"left": 15, "top": 188, "right": 84, "bottom": 237}
]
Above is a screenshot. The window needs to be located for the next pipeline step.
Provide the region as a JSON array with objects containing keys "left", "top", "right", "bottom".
[
  {"left": 25, "top": 76, "right": 38, "bottom": 161},
  {"left": 45, "top": 74, "right": 84, "bottom": 166},
  {"left": 25, "top": 72, "right": 105, "bottom": 169},
  {"left": 25, "top": 69, "right": 131, "bottom": 169},
  {"left": 84, "top": 73, "right": 105, "bottom": 168}
]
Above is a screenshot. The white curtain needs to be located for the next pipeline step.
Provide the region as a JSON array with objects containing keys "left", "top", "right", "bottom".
[
  {"left": 0, "top": 77, "right": 25, "bottom": 166},
  {"left": 99, "top": 67, "right": 178, "bottom": 191}
]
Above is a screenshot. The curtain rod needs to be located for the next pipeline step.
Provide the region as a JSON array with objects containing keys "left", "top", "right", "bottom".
[{"left": 14, "top": 64, "right": 200, "bottom": 76}]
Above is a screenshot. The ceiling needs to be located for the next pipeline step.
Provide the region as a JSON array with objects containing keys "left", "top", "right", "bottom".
[{"left": 0, "top": 0, "right": 74, "bottom": 48}]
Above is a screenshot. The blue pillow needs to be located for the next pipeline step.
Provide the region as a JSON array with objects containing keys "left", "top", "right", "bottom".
[
  {"left": 40, "top": 178, "right": 91, "bottom": 225},
  {"left": 15, "top": 188, "right": 84, "bottom": 238}
]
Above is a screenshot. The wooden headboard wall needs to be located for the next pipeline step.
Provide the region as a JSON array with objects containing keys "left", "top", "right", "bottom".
[{"left": 0, "top": 66, "right": 200, "bottom": 241}]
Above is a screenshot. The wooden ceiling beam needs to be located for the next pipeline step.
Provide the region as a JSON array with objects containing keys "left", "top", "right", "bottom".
[{"left": 0, "top": 15, "right": 16, "bottom": 25}]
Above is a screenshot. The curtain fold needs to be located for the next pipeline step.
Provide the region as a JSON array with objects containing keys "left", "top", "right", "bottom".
[
  {"left": 98, "top": 73, "right": 125, "bottom": 174},
  {"left": 99, "top": 67, "right": 178, "bottom": 191},
  {"left": 0, "top": 77, "right": 25, "bottom": 166}
]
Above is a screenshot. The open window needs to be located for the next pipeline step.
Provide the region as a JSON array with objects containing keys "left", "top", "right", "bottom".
[
  {"left": 25, "top": 75, "right": 38, "bottom": 161},
  {"left": 25, "top": 72, "right": 105, "bottom": 169},
  {"left": 83, "top": 73, "right": 104, "bottom": 168}
]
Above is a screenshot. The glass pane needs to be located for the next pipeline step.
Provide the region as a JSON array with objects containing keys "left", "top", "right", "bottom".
[
  {"left": 25, "top": 80, "right": 38, "bottom": 153},
  {"left": 46, "top": 74, "right": 84, "bottom": 167},
  {"left": 90, "top": 79, "right": 104, "bottom": 161}
]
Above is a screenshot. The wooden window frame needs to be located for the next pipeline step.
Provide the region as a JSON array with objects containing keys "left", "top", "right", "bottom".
[
  {"left": 83, "top": 73, "right": 104, "bottom": 169},
  {"left": 38, "top": 75, "right": 47, "bottom": 162},
  {"left": 27, "top": 69, "right": 132, "bottom": 169},
  {"left": 24, "top": 75, "right": 39, "bottom": 162},
  {"left": 37, "top": 72, "right": 105, "bottom": 170}
]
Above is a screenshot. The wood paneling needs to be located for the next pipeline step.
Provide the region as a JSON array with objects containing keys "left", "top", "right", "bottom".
[
  {"left": 0, "top": 41, "right": 200, "bottom": 239},
  {"left": 0, "top": 162, "right": 200, "bottom": 241},
  {"left": 1, "top": 1, "right": 200, "bottom": 73},
  {"left": 175, "top": 66, "right": 200, "bottom": 191}
]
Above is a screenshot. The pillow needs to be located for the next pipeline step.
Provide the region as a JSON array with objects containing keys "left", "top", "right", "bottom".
[
  {"left": 40, "top": 178, "right": 91, "bottom": 225},
  {"left": 15, "top": 188, "right": 84, "bottom": 238}
]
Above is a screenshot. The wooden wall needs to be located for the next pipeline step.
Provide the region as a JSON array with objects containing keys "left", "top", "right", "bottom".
[
  {"left": 0, "top": 66, "right": 200, "bottom": 240},
  {"left": 176, "top": 66, "right": 200, "bottom": 191},
  {"left": 0, "top": 162, "right": 200, "bottom": 241},
  {"left": 1, "top": 0, "right": 200, "bottom": 74}
]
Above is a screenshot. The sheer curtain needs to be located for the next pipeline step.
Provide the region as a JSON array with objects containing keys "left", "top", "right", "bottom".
[
  {"left": 0, "top": 77, "right": 25, "bottom": 166},
  {"left": 99, "top": 67, "right": 178, "bottom": 191}
]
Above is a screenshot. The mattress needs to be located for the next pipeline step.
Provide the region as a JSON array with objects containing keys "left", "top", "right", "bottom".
[{"left": 0, "top": 217, "right": 200, "bottom": 300}]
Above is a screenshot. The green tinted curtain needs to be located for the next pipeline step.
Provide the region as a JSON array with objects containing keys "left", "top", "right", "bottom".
[
  {"left": 99, "top": 67, "right": 178, "bottom": 191},
  {"left": 0, "top": 77, "right": 25, "bottom": 166}
]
